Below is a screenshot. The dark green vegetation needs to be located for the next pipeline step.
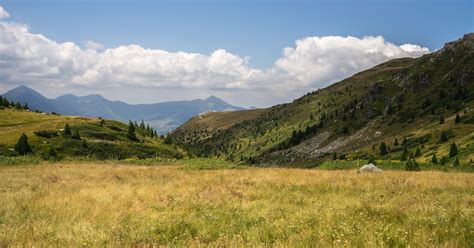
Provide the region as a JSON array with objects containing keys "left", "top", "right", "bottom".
[
  {"left": 0, "top": 104, "right": 185, "bottom": 161},
  {"left": 172, "top": 33, "right": 474, "bottom": 168}
]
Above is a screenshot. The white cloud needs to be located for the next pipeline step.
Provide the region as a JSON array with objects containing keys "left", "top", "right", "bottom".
[
  {"left": 0, "top": 11, "right": 430, "bottom": 106},
  {"left": 0, "top": 6, "right": 9, "bottom": 20},
  {"left": 85, "top": 40, "right": 105, "bottom": 51}
]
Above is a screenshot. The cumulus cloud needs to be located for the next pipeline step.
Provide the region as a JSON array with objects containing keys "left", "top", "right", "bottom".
[
  {"left": 0, "top": 6, "right": 9, "bottom": 20},
  {"left": 0, "top": 6, "right": 430, "bottom": 105}
]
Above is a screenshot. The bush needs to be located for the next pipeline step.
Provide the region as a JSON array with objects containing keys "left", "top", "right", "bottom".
[
  {"left": 405, "top": 158, "right": 420, "bottom": 171},
  {"left": 34, "top": 130, "right": 58, "bottom": 138}
]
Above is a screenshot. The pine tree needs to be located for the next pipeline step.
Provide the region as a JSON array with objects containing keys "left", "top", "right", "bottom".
[
  {"left": 394, "top": 138, "right": 399, "bottom": 146},
  {"left": 14, "top": 133, "right": 32, "bottom": 155},
  {"left": 400, "top": 147, "right": 408, "bottom": 161},
  {"left": 455, "top": 113, "right": 461, "bottom": 124},
  {"left": 127, "top": 121, "right": 137, "bottom": 141},
  {"left": 63, "top": 124, "right": 72, "bottom": 136},
  {"left": 379, "top": 142, "right": 388, "bottom": 155},
  {"left": 449, "top": 143, "right": 458, "bottom": 158},
  {"left": 439, "top": 115, "right": 445, "bottom": 124},
  {"left": 81, "top": 140, "right": 88, "bottom": 148},
  {"left": 431, "top": 154, "right": 438, "bottom": 164}
]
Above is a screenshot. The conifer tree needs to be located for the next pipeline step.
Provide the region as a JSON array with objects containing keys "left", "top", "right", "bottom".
[
  {"left": 449, "top": 143, "right": 458, "bottom": 158},
  {"left": 400, "top": 147, "right": 408, "bottom": 161},
  {"left": 63, "top": 124, "right": 72, "bottom": 136},
  {"left": 439, "top": 115, "right": 445, "bottom": 124},
  {"left": 455, "top": 113, "right": 461, "bottom": 124},
  {"left": 14, "top": 133, "right": 32, "bottom": 155},
  {"left": 379, "top": 142, "right": 388, "bottom": 155},
  {"left": 127, "top": 121, "right": 137, "bottom": 140}
]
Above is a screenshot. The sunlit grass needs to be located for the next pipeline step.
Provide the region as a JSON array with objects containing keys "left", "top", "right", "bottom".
[{"left": 0, "top": 162, "right": 472, "bottom": 246}]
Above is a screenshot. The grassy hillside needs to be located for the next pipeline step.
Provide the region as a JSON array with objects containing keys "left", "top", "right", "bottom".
[
  {"left": 0, "top": 108, "right": 185, "bottom": 160},
  {"left": 172, "top": 33, "right": 474, "bottom": 167},
  {"left": 0, "top": 163, "right": 472, "bottom": 246}
]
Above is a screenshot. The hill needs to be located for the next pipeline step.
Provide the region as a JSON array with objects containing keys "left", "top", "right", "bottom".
[
  {"left": 0, "top": 107, "right": 185, "bottom": 160},
  {"left": 171, "top": 33, "right": 474, "bottom": 167},
  {"left": 2, "top": 86, "right": 244, "bottom": 134}
]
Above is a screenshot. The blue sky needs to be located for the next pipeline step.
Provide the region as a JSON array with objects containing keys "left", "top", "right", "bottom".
[
  {"left": 2, "top": 0, "right": 472, "bottom": 68},
  {"left": 0, "top": 0, "right": 472, "bottom": 106}
]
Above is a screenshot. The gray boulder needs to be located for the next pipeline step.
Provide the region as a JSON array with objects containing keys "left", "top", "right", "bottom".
[{"left": 359, "top": 163, "right": 383, "bottom": 172}]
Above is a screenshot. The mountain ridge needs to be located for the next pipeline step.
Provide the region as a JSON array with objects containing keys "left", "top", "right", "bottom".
[{"left": 2, "top": 86, "right": 244, "bottom": 134}]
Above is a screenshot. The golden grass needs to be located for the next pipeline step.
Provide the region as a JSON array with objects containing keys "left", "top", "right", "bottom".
[{"left": 0, "top": 163, "right": 472, "bottom": 247}]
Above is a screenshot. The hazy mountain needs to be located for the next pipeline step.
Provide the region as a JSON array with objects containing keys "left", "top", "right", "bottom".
[
  {"left": 171, "top": 33, "right": 474, "bottom": 165},
  {"left": 2, "top": 87, "right": 244, "bottom": 133}
]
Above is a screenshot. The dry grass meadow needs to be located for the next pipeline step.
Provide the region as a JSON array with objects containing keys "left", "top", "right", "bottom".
[{"left": 0, "top": 162, "right": 473, "bottom": 247}]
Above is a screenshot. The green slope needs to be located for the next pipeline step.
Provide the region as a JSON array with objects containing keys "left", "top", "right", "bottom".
[
  {"left": 0, "top": 108, "right": 186, "bottom": 160},
  {"left": 171, "top": 33, "right": 474, "bottom": 166}
]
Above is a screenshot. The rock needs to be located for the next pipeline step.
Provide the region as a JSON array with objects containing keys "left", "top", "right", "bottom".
[{"left": 359, "top": 163, "right": 383, "bottom": 172}]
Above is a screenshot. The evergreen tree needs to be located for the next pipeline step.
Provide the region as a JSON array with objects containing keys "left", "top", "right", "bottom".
[
  {"left": 394, "top": 138, "right": 399, "bottom": 146},
  {"left": 14, "top": 133, "right": 32, "bottom": 155},
  {"left": 400, "top": 147, "right": 408, "bottom": 161},
  {"left": 440, "top": 131, "right": 448, "bottom": 142},
  {"left": 455, "top": 113, "right": 461, "bottom": 124},
  {"left": 81, "top": 140, "right": 88, "bottom": 148},
  {"left": 332, "top": 152, "right": 337, "bottom": 160},
  {"left": 431, "top": 154, "right": 438, "bottom": 164},
  {"left": 63, "top": 124, "right": 72, "bottom": 136},
  {"left": 71, "top": 130, "right": 81, "bottom": 140},
  {"left": 402, "top": 137, "right": 407, "bottom": 146},
  {"left": 449, "top": 143, "right": 458, "bottom": 158},
  {"left": 453, "top": 157, "right": 460, "bottom": 167},
  {"left": 127, "top": 121, "right": 137, "bottom": 140},
  {"left": 439, "top": 115, "right": 445, "bottom": 124},
  {"left": 379, "top": 142, "right": 388, "bottom": 155}
]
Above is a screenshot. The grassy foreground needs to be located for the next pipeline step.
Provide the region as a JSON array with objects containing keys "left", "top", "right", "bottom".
[{"left": 0, "top": 163, "right": 472, "bottom": 247}]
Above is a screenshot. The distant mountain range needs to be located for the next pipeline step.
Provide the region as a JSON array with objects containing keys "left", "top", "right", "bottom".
[{"left": 1, "top": 86, "right": 244, "bottom": 133}]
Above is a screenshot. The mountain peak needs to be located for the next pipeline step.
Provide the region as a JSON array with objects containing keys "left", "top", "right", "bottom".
[{"left": 205, "top": 95, "right": 222, "bottom": 101}]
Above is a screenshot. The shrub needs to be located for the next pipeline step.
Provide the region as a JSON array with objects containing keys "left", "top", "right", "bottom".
[
  {"left": 34, "top": 130, "right": 58, "bottom": 138},
  {"left": 405, "top": 158, "right": 420, "bottom": 171}
]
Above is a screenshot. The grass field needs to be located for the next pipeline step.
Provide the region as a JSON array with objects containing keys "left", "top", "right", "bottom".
[{"left": 0, "top": 162, "right": 472, "bottom": 246}]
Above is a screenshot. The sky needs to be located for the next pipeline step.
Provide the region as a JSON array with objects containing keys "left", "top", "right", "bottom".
[{"left": 0, "top": 0, "right": 472, "bottom": 107}]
